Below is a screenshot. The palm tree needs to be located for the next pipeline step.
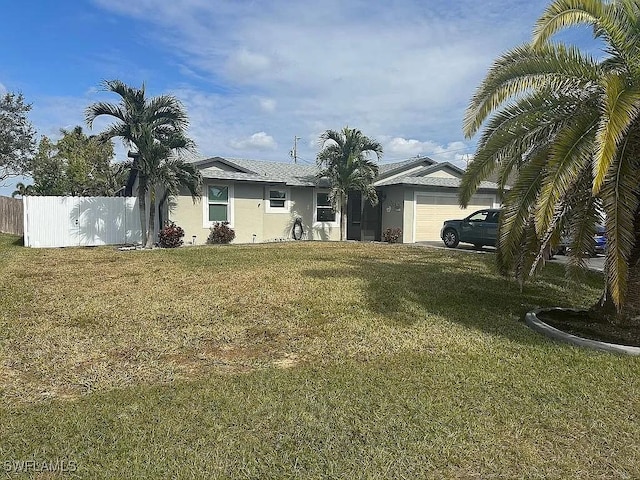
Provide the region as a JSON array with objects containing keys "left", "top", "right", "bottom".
[
  {"left": 316, "top": 127, "right": 383, "bottom": 241},
  {"left": 145, "top": 133, "right": 202, "bottom": 245},
  {"left": 11, "top": 182, "right": 35, "bottom": 198},
  {"left": 85, "top": 80, "right": 199, "bottom": 248},
  {"left": 460, "top": 0, "right": 640, "bottom": 323}
]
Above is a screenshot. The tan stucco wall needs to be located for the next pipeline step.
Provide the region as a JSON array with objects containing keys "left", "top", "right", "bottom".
[
  {"left": 424, "top": 170, "right": 458, "bottom": 179},
  {"left": 169, "top": 182, "right": 340, "bottom": 244},
  {"left": 403, "top": 188, "right": 415, "bottom": 243},
  {"left": 232, "top": 183, "right": 264, "bottom": 243}
]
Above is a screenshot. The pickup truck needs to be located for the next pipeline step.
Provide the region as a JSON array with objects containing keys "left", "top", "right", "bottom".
[{"left": 440, "top": 208, "right": 501, "bottom": 249}]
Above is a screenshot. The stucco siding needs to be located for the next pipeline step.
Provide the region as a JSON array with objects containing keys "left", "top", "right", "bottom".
[
  {"left": 232, "top": 183, "right": 264, "bottom": 243},
  {"left": 170, "top": 183, "right": 340, "bottom": 243},
  {"left": 403, "top": 188, "right": 415, "bottom": 243},
  {"left": 423, "top": 170, "right": 458, "bottom": 179},
  {"left": 169, "top": 193, "right": 208, "bottom": 245}
]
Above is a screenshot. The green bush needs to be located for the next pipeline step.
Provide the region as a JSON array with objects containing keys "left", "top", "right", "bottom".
[{"left": 207, "top": 222, "right": 236, "bottom": 244}]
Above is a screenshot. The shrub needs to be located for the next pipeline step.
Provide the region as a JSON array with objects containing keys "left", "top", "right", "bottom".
[
  {"left": 383, "top": 227, "right": 402, "bottom": 243},
  {"left": 207, "top": 222, "right": 236, "bottom": 244},
  {"left": 158, "top": 221, "right": 185, "bottom": 248}
]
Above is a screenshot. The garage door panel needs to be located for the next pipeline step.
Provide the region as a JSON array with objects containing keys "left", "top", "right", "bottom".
[{"left": 415, "top": 194, "right": 494, "bottom": 242}]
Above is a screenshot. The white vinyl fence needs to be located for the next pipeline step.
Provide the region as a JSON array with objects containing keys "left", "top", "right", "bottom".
[{"left": 23, "top": 196, "right": 142, "bottom": 248}]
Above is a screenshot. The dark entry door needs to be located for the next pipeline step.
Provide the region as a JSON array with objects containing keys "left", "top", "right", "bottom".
[
  {"left": 347, "top": 192, "right": 362, "bottom": 241},
  {"left": 361, "top": 195, "right": 381, "bottom": 242}
]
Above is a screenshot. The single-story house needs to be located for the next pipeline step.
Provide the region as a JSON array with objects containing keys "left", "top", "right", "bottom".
[{"left": 143, "top": 155, "right": 501, "bottom": 245}]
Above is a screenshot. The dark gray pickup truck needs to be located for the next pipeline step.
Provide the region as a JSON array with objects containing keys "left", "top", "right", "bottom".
[{"left": 440, "top": 208, "right": 501, "bottom": 249}]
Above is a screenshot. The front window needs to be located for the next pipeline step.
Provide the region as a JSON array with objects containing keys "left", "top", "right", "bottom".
[
  {"left": 316, "top": 192, "right": 335, "bottom": 222},
  {"left": 208, "top": 185, "right": 229, "bottom": 222},
  {"left": 266, "top": 188, "right": 289, "bottom": 213},
  {"left": 269, "top": 190, "right": 286, "bottom": 208}
]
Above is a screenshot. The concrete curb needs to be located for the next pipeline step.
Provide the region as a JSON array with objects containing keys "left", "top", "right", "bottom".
[{"left": 525, "top": 308, "right": 640, "bottom": 356}]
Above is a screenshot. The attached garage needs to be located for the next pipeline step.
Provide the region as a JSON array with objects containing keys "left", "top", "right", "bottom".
[{"left": 413, "top": 192, "right": 495, "bottom": 242}]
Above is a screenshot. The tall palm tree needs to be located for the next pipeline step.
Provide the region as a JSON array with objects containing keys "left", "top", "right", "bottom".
[
  {"left": 316, "top": 127, "right": 383, "bottom": 241},
  {"left": 461, "top": 0, "right": 640, "bottom": 323},
  {"left": 144, "top": 132, "right": 201, "bottom": 245},
  {"left": 85, "top": 80, "right": 199, "bottom": 248},
  {"left": 11, "top": 182, "right": 35, "bottom": 198}
]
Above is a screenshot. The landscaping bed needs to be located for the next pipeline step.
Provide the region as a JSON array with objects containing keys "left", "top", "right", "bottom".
[{"left": 538, "top": 308, "right": 640, "bottom": 348}]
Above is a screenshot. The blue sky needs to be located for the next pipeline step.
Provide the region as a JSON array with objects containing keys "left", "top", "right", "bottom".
[{"left": 1, "top": 0, "right": 598, "bottom": 196}]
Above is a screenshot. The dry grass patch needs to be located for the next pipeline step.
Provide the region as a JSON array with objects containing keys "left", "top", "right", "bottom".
[{"left": 0, "top": 236, "right": 600, "bottom": 404}]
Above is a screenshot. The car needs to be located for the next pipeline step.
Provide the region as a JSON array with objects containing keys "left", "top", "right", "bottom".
[
  {"left": 441, "top": 208, "right": 501, "bottom": 249},
  {"left": 594, "top": 225, "right": 607, "bottom": 254},
  {"left": 553, "top": 224, "right": 606, "bottom": 256}
]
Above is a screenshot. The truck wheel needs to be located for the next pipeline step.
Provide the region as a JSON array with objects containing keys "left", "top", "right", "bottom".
[{"left": 443, "top": 229, "right": 459, "bottom": 248}]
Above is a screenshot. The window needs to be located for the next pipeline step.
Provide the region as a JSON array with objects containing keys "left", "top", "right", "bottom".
[
  {"left": 208, "top": 185, "right": 229, "bottom": 222},
  {"left": 467, "top": 210, "right": 488, "bottom": 223},
  {"left": 316, "top": 192, "right": 336, "bottom": 222},
  {"left": 266, "top": 188, "right": 290, "bottom": 213}
]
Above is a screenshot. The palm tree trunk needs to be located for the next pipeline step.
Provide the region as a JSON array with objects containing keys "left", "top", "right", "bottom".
[
  {"left": 620, "top": 213, "right": 640, "bottom": 324},
  {"left": 138, "top": 173, "right": 147, "bottom": 246},
  {"left": 594, "top": 208, "right": 640, "bottom": 325},
  {"left": 341, "top": 195, "right": 347, "bottom": 241},
  {"left": 145, "top": 185, "right": 156, "bottom": 249}
]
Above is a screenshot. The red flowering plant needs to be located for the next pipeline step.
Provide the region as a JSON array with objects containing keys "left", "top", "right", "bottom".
[
  {"left": 158, "top": 221, "right": 185, "bottom": 248},
  {"left": 207, "top": 222, "right": 236, "bottom": 244}
]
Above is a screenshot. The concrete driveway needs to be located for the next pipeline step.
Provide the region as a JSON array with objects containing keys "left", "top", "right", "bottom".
[{"left": 416, "top": 241, "right": 604, "bottom": 272}]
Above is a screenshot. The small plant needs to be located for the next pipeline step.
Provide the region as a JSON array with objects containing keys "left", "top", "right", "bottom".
[
  {"left": 158, "top": 221, "right": 185, "bottom": 248},
  {"left": 207, "top": 222, "right": 236, "bottom": 244},
  {"left": 383, "top": 227, "right": 402, "bottom": 243}
]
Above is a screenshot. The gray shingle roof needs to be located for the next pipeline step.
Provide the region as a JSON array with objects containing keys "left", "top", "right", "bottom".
[
  {"left": 194, "top": 156, "right": 500, "bottom": 191},
  {"left": 198, "top": 157, "right": 325, "bottom": 187},
  {"left": 375, "top": 176, "right": 500, "bottom": 190},
  {"left": 377, "top": 157, "right": 436, "bottom": 178}
]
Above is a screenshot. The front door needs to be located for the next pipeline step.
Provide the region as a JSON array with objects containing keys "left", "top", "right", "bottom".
[
  {"left": 361, "top": 194, "right": 382, "bottom": 241},
  {"left": 347, "top": 191, "right": 362, "bottom": 241}
]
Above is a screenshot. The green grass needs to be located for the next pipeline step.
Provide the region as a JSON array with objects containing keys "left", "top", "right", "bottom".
[{"left": 1, "top": 233, "right": 639, "bottom": 478}]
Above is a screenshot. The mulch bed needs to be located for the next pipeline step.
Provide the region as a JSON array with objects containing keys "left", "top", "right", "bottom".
[{"left": 538, "top": 309, "right": 640, "bottom": 348}]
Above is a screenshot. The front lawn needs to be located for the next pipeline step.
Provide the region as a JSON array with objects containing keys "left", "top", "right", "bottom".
[{"left": 1, "top": 234, "right": 639, "bottom": 478}]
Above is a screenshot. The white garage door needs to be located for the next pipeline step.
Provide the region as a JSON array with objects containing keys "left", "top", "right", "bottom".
[{"left": 414, "top": 193, "right": 495, "bottom": 242}]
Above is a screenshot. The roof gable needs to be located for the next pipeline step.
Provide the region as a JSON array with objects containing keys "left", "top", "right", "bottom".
[
  {"left": 376, "top": 157, "right": 436, "bottom": 180},
  {"left": 411, "top": 162, "right": 464, "bottom": 179}
]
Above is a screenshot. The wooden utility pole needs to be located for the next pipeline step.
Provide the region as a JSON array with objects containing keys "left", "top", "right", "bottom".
[{"left": 289, "top": 136, "right": 300, "bottom": 164}]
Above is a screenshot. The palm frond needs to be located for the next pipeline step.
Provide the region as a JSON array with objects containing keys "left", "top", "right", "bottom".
[
  {"left": 495, "top": 152, "right": 547, "bottom": 275},
  {"left": 464, "top": 43, "right": 599, "bottom": 137},
  {"left": 534, "top": 114, "right": 597, "bottom": 235},
  {"left": 593, "top": 74, "right": 640, "bottom": 193},
  {"left": 600, "top": 143, "right": 640, "bottom": 309}
]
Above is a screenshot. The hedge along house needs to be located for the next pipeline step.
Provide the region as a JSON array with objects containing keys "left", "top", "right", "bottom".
[{"left": 136, "top": 155, "right": 502, "bottom": 244}]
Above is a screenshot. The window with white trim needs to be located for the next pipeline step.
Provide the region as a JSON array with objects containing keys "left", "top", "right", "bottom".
[
  {"left": 266, "top": 188, "right": 290, "bottom": 213},
  {"left": 316, "top": 192, "right": 336, "bottom": 222},
  {"left": 208, "top": 185, "right": 230, "bottom": 222}
]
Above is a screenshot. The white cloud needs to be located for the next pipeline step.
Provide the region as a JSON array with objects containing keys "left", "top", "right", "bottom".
[
  {"left": 226, "top": 49, "right": 272, "bottom": 78},
  {"left": 25, "top": 0, "right": 563, "bottom": 167},
  {"left": 384, "top": 138, "right": 473, "bottom": 168},
  {"left": 229, "top": 132, "right": 277, "bottom": 151},
  {"left": 258, "top": 98, "right": 276, "bottom": 113}
]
